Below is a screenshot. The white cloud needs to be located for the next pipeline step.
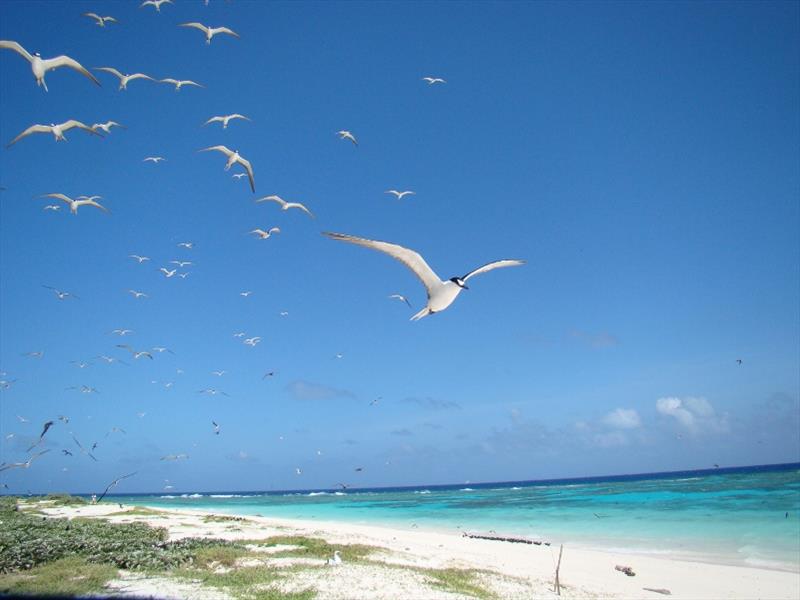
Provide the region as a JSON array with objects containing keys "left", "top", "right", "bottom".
[
  {"left": 602, "top": 408, "right": 641, "bottom": 429},
  {"left": 593, "top": 431, "right": 629, "bottom": 447},
  {"left": 656, "top": 396, "right": 728, "bottom": 434}
]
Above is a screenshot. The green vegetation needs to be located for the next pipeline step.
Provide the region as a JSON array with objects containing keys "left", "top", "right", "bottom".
[
  {"left": 0, "top": 556, "right": 117, "bottom": 596},
  {"left": 41, "top": 493, "right": 88, "bottom": 506},
  {"left": 203, "top": 513, "right": 252, "bottom": 523},
  {"left": 252, "top": 535, "right": 376, "bottom": 562},
  {"left": 108, "top": 506, "right": 169, "bottom": 517},
  {"left": 420, "top": 567, "right": 496, "bottom": 600},
  {"left": 0, "top": 497, "right": 238, "bottom": 573}
]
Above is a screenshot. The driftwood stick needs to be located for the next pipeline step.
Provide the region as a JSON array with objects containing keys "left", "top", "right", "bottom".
[
  {"left": 643, "top": 588, "right": 672, "bottom": 595},
  {"left": 555, "top": 544, "right": 563, "bottom": 596}
]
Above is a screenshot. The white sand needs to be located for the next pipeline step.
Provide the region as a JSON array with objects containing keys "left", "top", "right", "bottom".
[{"left": 40, "top": 502, "right": 800, "bottom": 600}]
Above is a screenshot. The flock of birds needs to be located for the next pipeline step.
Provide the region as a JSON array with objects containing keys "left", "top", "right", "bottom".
[{"left": 0, "top": 1, "right": 524, "bottom": 497}]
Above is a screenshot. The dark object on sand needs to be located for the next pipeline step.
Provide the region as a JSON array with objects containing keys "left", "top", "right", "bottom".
[
  {"left": 643, "top": 588, "right": 672, "bottom": 595},
  {"left": 615, "top": 565, "right": 636, "bottom": 576},
  {"left": 463, "top": 531, "right": 550, "bottom": 546}
]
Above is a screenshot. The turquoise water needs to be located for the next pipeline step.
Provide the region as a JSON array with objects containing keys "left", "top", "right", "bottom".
[{"left": 113, "top": 464, "right": 800, "bottom": 571}]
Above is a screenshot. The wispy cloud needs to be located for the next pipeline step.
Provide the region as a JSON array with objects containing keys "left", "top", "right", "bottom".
[
  {"left": 602, "top": 408, "right": 641, "bottom": 429},
  {"left": 286, "top": 380, "right": 356, "bottom": 401},
  {"left": 656, "top": 396, "right": 728, "bottom": 434},
  {"left": 401, "top": 396, "right": 461, "bottom": 410},
  {"left": 569, "top": 329, "right": 619, "bottom": 349},
  {"left": 391, "top": 428, "right": 413, "bottom": 437}
]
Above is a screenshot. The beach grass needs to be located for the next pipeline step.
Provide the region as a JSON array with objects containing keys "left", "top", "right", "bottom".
[
  {"left": 108, "top": 506, "right": 169, "bottom": 517},
  {"left": 0, "top": 556, "right": 117, "bottom": 596},
  {"left": 203, "top": 513, "right": 253, "bottom": 524},
  {"left": 252, "top": 535, "right": 377, "bottom": 562},
  {"left": 421, "top": 567, "right": 496, "bottom": 600}
]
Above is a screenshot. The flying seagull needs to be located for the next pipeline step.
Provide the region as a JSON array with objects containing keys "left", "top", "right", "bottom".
[
  {"left": 211, "top": 370, "right": 226, "bottom": 376},
  {"left": 322, "top": 232, "right": 524, "bottom": 321},
  {"left": 43, "top": 204, "right": 61, "bottom": 211},
  {"left": 0, "top": 449, "right": 50, "bottom": 473},
  {"left": 244, "top": 336, "right": 261, "bottom": 347},
  {"left": 43, "top": 285, "right": 79, "bottom": 300},
  {"left": 160, "top": 267, "right": 177, "bottom": 278},
  {"left": 232, "top": 173, "right": 247, "bottom": 179},
  {"left": 160, "top": 78, "right": 203, "bottom": 91},
  {"left": 170, "top": 260, "right": 192, "bottom": 267},
  {"left": 240, "top": 291, "right": 253, "bottom": 297},
  {"left": 62, "top": 449, "right": 73, "bottom": 456},
  {"left": 160, "top": 453, "right": 189, "bottom": 461},
  {"left": 40, "top": 193, "right": 107, "bottom": 215},
  {"left": 255, "top": 195, "right": 314, "bottom": 218},
  {"left": 177, "top": 241, "right": 194, "bottom": 249},
  {"left": 422, "top": 76, "right": 446, "bottom": 84},
  {"left": 249, "top": 227, "right": 280, "bottom": 240},
  {"left": 92, "top": 120, "right": 126, "bottom": 133},
  {"left": 385, "top": 190, "right": 415, "bottom": 199},
  {"left": 83, "top": 12, "right": 118, "bottom": 27},
  {"left": 8, "top": 120, "right": 101, "bottom": 147},
  {"left": 128, "top": 289, "right": 148, "bottom": 299},
  {"left": 129, "top": 254, "right": 150, "bottom": 263},
  {"left": 111, "top": 329, "right": 134, "bottom": 336},
  {"left": 388, "top": 294, "right": 412, "bottom": 308},
  {"left": 27, "top": 420, "right": 54, "bottom": 452},
  {"left": 200, "top": 145, "right": 255, "bottom": 192},
  {"left": 22, "top": 351, "right": 44, "bottom": 358},
  {"left": 94, "top": 67, "right": 154, "bottom": 90},
  {"left": 212, "top": 421, "right": 220, "bottom": 435},
  {"left": 143, "top": 156, "right": 166, "bottom": 163},
  {"left": 0, "top": 40, "right": 100, "bottom": 91},
  {"left": 140, "top": 0, "right": 173, "bottom": 12},
  {"left": 71, "top": 435, "right": 98, "bottom": 461},
  {"left": 337, "top": 130, "right": 358, "bottom": 146},
  {"left": 116, "top": 344, "right": 153, "bottom": 360},
  {"left": 17, "top": 415, "right": 30, "bottom": 423},
  {"left": 204, "top": 114, "right": 250, "bottom": 129},
  {"left": 96, "top": 472, "right": 137, "bottom": 502},
  {"left": 180, "top": 23, "right": 240, "bottom": 44}
]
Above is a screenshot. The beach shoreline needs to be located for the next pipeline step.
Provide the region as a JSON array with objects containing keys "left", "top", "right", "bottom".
[{"left": 35, "top": 500, "right": 800, "bottom": 600}]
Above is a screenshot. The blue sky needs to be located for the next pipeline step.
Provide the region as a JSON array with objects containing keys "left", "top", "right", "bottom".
[{"left": 0, "top": 0, "right": 798, "bottom": 495}]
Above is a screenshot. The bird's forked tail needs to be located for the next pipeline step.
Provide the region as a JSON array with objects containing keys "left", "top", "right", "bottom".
[{"left": 410, "top": 307, "right": 432, "bottom": 321}]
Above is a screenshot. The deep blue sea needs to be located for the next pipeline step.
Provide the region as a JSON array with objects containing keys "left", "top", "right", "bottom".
[{"left": 111, "top": 463, "right": 800, "bottom": 571}]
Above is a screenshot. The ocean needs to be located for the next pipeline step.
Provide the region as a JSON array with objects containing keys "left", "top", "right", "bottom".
[{"left": 111, "top": 462, "right": 800, "bottom": 571}]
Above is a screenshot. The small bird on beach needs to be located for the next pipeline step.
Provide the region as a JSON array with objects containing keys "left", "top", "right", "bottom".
[
  {"left": 322, "top": 232, "right": 525, "bottom": 321},
  {"left": 180, "top": 23, "right": 240, "bottom": 44},
  {"left": 200, "top": 145, "right": 255, "bottom": 192},
  {"left": 83, "top": 12, "right": 118, "bottom": 27},
  {"left": 8, "top": 120, "right": 101, "bottom": 147},
  {"left": 337, "top": 130, "right": 358, "bottom": 146},
  {"left": 325, "top": 551, "right": 342, "bottom": 566},
  {"left": 95, "top": 67, "right": 154, "bottom": 90},
  {"left": 204, "top": 113, "right": 250, "bottom": 129},
  {"left": 0, "top": 40, "right": 100, "bottom": 91}
]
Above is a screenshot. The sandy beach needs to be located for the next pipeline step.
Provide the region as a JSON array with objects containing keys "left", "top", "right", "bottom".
[{"left": 31, "top": 501, "right": 799, "bottom": 600}]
